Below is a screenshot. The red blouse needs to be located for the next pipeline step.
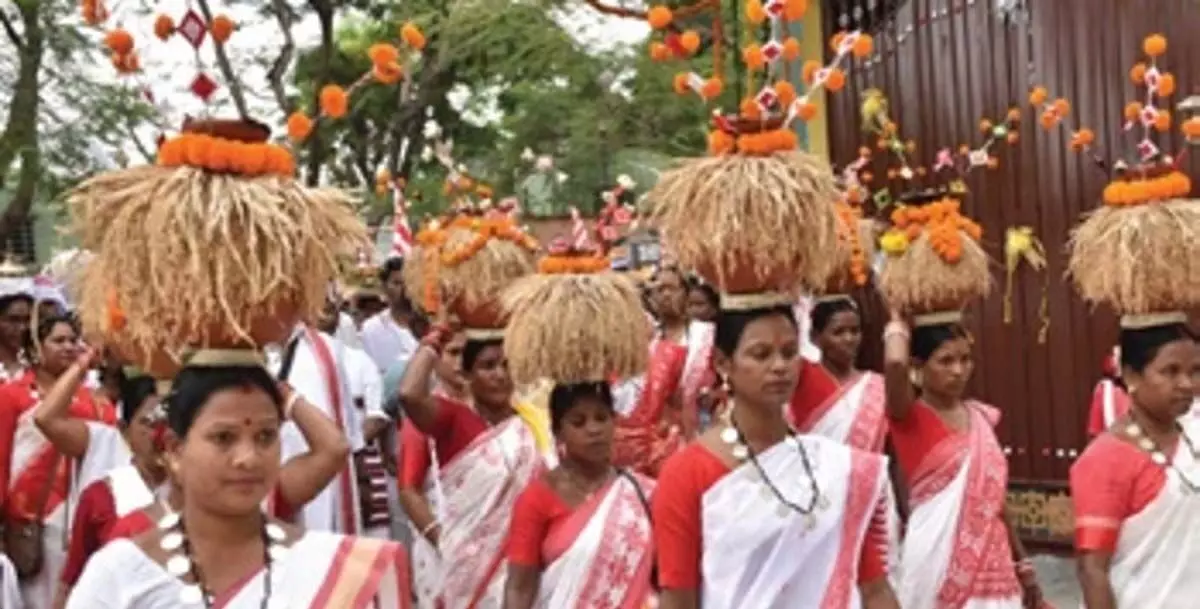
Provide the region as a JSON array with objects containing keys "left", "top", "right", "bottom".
[
  {"left": 785, "top": 360, "right": 841, "bottom": 430},
  {"left": 60, "top": 479, "right": 120, "bottom": 586},
  {"left": 652, "top": 443, "right": 887, "bottom": 590},
  {"left": 398, "top": 396, "right": 486, "bottom": 489},
  {"left": 507, "top": 477, "right": 571, "bottom": 568},
  {"left": 0, "top": 371, "right": 106, "bottom": 517},
  {"left": 1070, "top": 433, "right": 1166, "bottom": 553}
]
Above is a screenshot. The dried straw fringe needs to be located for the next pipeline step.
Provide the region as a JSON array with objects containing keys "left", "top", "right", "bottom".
[
  {"left": 401, "top": 244, "right": 429, "bottom": 307},
  {"left": 1068, "top": 199, "right": 1200, "bottom": 314},
  {"left": 439, "top": 227, "right": 536, "bottom": 309},
  {"left": 878, "top": 231, "right": 992, "bottom": 315},
  {"left": 646, "top": 152, "right": 841, "bottom": 291},
  {"left": 67, "top": 166, "right": 365, "bottom": 357},
  {"left": 502, "top": 272, "right": 650, "bottom": 386}
]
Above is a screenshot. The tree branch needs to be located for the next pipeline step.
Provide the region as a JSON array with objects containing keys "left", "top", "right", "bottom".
[
  {"left": 0, "top": 6, "right": 23, "bottom": 50},
  {"left": 193, "top": 0, "right": 251, "bottom": 119},
  {"left": 265, "top": 0, "right": 297, "bottom": 115}
]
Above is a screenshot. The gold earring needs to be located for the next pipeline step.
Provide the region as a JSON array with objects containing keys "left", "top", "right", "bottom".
[{"left": 910, "top": 368, "right": 924, "bottom": 387}]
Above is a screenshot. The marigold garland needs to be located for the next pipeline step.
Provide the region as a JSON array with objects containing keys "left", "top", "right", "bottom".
[
  {"left": 1101, "top": 171, "right": 1192, "bottom": 207},
  {"left": 440, "top": 216, "right": 539, "bottom": 267},
  {"left": 883, "top": 198, "right": 983, "bottom": 264},
  {"left": 537, "top": 254, "right": 611, "bottom": 275},
  {"left": 834, "top": 202, "right": 869, "bottom": 287},
  {"left": 156, "top": 133, "right": 296, "bottom": 178}
]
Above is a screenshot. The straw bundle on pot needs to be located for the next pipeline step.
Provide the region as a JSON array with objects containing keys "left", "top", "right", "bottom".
[
  {"left": 646, "top": 151, "right": 841, "bottom": 293},
  {"left": 1068, "top": 198, "right": 1200, "bottom": 314},
  {"left": 502, "top": 272, "right": 650, "bottom": 386},
  {"left": 438, "top": 225, "right": 537, "bottom": 313},
  {"left": 878, "top": 231, "right": 991, "bottom": 316},
  {"left": 67, "top": 165, "right": 366, "bottom": 365}
]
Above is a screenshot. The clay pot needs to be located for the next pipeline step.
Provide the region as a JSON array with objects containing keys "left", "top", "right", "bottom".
[
  {"left": 196, "top": 299, "right": 300, "bottom": 347},
  {"left": 722, "top": 114, "right": 786, "bottom": 135},
  {"left": 693, "top": 252, "right": 795, "bottom": 295},
  {"left": 108, "top": 336, "right": 183, "bottom": 380},
  {"left": 449, "top": 297, "right": 506, "bottom": 330},
  {"left": 181, "top": 117, "right": 271, "bottom": 143}
]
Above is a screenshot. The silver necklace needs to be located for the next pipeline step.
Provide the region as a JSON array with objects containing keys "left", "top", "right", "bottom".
[
  {"left": 1125, "top": 420, "right": 1200, "bottom": 493},
  {"left": 719, "top": 411, "right": 829, "bottom": 526},
  {"left": 157, "top": 510, "right": 288, "bottom": 607}
]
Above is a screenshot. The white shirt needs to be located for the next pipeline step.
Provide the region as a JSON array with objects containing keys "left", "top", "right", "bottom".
[
  {"left": 360, "top": 311, "right": 418, "bottom": 372},
  {"left": 343, "top": 344, "right": 386, "bottom": 423}
]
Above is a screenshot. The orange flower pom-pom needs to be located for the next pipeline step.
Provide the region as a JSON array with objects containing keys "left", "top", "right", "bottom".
[
  {"left": 154, "top": 15, "right": 174, "bottom": 41},
  {"left": 796, "top": 102, "right": 819, "bottom": 122},
  {"left": 319, "top": 85, "right": 349, "bottom": 119},
  {"left": 782, "top": 37, "right": 801, "bottom": 61},
  {"left": 745, "top": 0, "right": 767, "bottom": 24},
  {"left": 773, "top": 80, "right": 797, "bottom": 107},
  {"left": 373, "top": 62, "right": 404, "bottom": 85},
  {"left": 680, "top": 31, "right": 702, "bottom": 55},
  {"left": 742, "top": 45, "right": 766, "bottom": 71},
  {"left": 287, "top": 112, "right": 314, "bottom": 142},
  {"left": 1028, "top": 86, "right": 1048, "bottom": 107},
  {"left": 368, "top": 44, "right": 400, "bottom": 69},
  {"left": 1052, "top": 98, "right": 1070, "bottom": 117},
  {"left": 699, "top": 78, "right": 723, "bottom": 100},
  {"left": 1130, "top": 63, "right": 1147, "bottom": 85},
  {"left": 782, "top": 0, "right": 807, "bottom": 21},
  {"left": 1124, "top": 102, "right": 1143, "bottom": 122},
  {"left": 672, "top": 73, "right": 692, "bottom": 95},
  {"left": 647, "top": 6, "right": 673, "bottom": 30},
  {"left": 649, "top": 42, "right": 671, "bottom": 62},
  {"left": 104, "top": 29, "right": 135, "bottom": 55},
  {"left": 801, "top": 60, "right": 821, "bottom": 84},
  {"left": 708, "top": 130, "right": 736, "bottom": 156},
  {"left": 1153, "top": 110, "right": 1171, "bottom": 133},
  {"left": 210, "top": 15, "right": 235, "bottom": 44},
  {"left": 1184, "top": 117, "right": 1200, "bottom": 140},
  {"left": 740, "top": 98, "right": 763, "bottom": 121},
  {"left": 401, "top": 23, "right": 426, "bottom": 50},
  {"left": 1143, "top": 34, "right": 1167, "bottom": 57},
  {"left": 1156, "top": 72, "right": 1176, "bottom": 97},
  {"left": 852, "top": 34, "right": 874, "bottom": 58},
  {"left": 830, "top": 32, "right": 847, "bottom": 53},
  {"left": 825, "top": 68, "right": 846, "bottom": 91}
]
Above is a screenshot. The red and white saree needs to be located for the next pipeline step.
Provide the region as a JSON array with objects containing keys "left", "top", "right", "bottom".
[
  {"left": 612, "top": 321, "right": 713, "bottom": 476},
  {"left": 66, "top": 531, "right": 410, "bottom": 608},
  {"left": 894, "top": 402, "right": 1021, "bottom": 609},
  {"left": 513, "top": 475, "right": 656, "bottom": 608},
  {"left": 436, "top": 405, "right": 552, "bottom": 609},
  {"left": 1071, "top": 420, "right": 1200, "bottom": 607}
]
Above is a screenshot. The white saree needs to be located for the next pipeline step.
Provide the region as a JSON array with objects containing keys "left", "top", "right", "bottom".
[
  {"left": 66, "top": 531, "right": 409, "bottom": 608},
  {"left": 535, "top": 475, "right": 655, "bottom": 609},
  {"left": 701, "top": 435, "right": 886, "bottom": 609},
  {"left": 1105, "top": 418, "right": 1200, "bottom": 607},
  {"left": 436, "top": 411, "right": 552, "bottom": 609}
]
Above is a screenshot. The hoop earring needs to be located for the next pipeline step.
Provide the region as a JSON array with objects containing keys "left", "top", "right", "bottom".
[{"left": 720, "top": 374, "right": 731, "bottom": 396}]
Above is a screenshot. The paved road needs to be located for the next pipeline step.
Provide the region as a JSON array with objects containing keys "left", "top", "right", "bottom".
[{"left": 1034, "top": 554, "right": 1081, "bottom": 607}]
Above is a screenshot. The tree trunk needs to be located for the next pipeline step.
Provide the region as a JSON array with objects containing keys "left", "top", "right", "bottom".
[
  {"left": 0, "top": 1, "right": 45, "bottom": 246},
  {"left": 303, "top": 0, "right": 336, "bottom": 187}
]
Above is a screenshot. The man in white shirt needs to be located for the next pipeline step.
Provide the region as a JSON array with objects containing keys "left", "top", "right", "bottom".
[
  {"left": 361, "top": 258, "right": 419, "bottom": 372},
  {"left": 269, "top": 322, "right": 363, "bottom": 534}
]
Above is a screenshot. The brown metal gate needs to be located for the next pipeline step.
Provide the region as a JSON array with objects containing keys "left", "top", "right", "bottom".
[{"left": 820, "top": 0, "right": 1199, "bottom": 542}]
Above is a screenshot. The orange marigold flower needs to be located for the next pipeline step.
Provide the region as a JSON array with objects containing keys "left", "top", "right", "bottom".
[
  {"left": 287, "top": 112, "right": 314, "bottom": 142},
  {"left": 742, "top": 45, "right": 766, "bottom": 71},
  {"left": 1052, "top": 98, "right": 1070, "bottom": 116},
  {"left": 1183, "top": 117, "right": 1200, "bottom": 140},
  {"left": 374, "top": 62, "right": 404, "bottom": 85},
  {"left": 773, "top": 80, "right": 798, "bottom": 107},
  {"left": 829, "top": 32, "right": 847, "bottom": 53},
  {"left": 104, "top": 29, "right": 135, "bottom": 55},
  {"left": 796, "top": 102, "right": 818, "bottom": 122},
  {"left": 801, "top": 60, "right": 821, "bottom": 84},
  {"left": 1156, "top": 72, "right": 1176, "bottom": 97},
  {"left": 649, "top": 42, "right": 671, "bottom": 62},
  {"left": 319, "top": 85, "right": 349, "bottom": 118},
  {"left": 740, "top": 98, "right": 762, "bottom": 120},
  {"left": 210, "top": 15, "right": 235, "bottom": 44},
  {"left": 782, "top": 37, "right": 801, "bottom": 61},
  {"left": 153, "top": 14, "right": 174, "bottom": 41},
  {"left": 368, "top": 44, "right": 400, "bottom": 69},
  {"left": 745, "top": 0, "right": 767, "bottom": 24},
  {"left": 852, "top": 34, "right": 874, "bottom": 58},
  {"left": 401, "top": 23, "right": 426, "bottom": 50},
  {"left": 1124, "top": 101, "right": 1143, "bottom": 122},
  {"left": 1153, "top": 110, "right": 1171, "bottom": 132},
  {"left": 672, "top": 73, "right": 692, "bottom": 95},
  {"left": 647, "top": 6, "right": 673, "bottom": 29},
  {"left": 1028, "top": 86, "right": 1048, "bottom": 107},
  {"left": 680, "top": 31, "right": 701, "bottom": 55},
  {"left": 825, "top": 68, "right": 846, "bottom": 92},
  {"left": 1130, "top": 63, "right": 1147, "bottom": 85},
  {"left": 782, "top": 0, "right": 807, "bottom": 21},
  {"left": 699, "top": 78, "right": 723, "bottom": 100},
  {"left": 1142, "top": 34, "right": 1166, "bottom": 57}
]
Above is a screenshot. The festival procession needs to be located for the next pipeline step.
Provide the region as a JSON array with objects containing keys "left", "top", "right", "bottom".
[{"left": 0, "top": 0, "right": 1197, "bottom": 608}]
